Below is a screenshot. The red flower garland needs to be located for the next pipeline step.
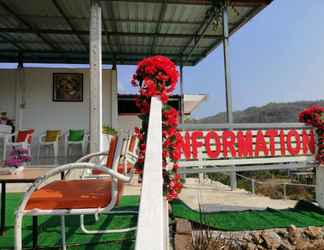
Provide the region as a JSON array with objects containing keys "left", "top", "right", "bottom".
[
  {"left": 299, "top": 105, "right": 324, "bottom": 164},
  {"left": 131, "top": 55, "right": 183, "bottom": 200}
]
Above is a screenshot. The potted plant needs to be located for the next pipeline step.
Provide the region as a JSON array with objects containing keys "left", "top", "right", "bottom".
[
  {"left": 3, "top": 147, "right": 31, "bottom": 174},
  {"left": 102, "top": 125, "right": 118, "bottom": 136}
]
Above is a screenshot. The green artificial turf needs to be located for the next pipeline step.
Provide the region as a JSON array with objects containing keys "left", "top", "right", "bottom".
[
  {"left": 0, "top": 193, "right": 139, "bottom": 249},
  {"left": 170, "top": 199, "right": 324, "bottom": 231}
]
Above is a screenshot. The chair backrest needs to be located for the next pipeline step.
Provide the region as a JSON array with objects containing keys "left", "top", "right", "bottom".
[
  {"left": 0, "top": 124, "right": 11, "bottom": 134},
  {"left": 68, "top": 129, "right": 85, "bottom": 142},
  {"left": 91, "top": 136, "right": 118, "bottom": 175},
  {"left": 91, "top": 134, "right": 139, "bottom": 175},
  {"left": 44, "top": 130, "right": 61, "bottom": 142},
  {"left": 16, "top": 129, "right": 34, "bottom": 144}
]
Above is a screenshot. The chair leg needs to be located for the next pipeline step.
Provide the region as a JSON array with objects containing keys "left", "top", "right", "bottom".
[
  {"left": 61, "top": 216, "right": 67, "bottom": 250},
  {"left": 14, "top": 212, "right": 23, "bottom": 250},
  {"left": 80, "top": 211, "right": 138, "bottom": 234},
  {"left": 3, "top": 142, "right": 6, "bottom": 161},
  {"left": 82, "top": 143, "right": 86, "bottom": 155},
  {"left": 37, "top": 144, "right": 41, "bottom": 160},
  {"left": 53, "top": 144, "right": 58, "bottom": 158}
]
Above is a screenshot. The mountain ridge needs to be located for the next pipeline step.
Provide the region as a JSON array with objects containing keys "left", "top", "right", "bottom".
[{"left": 191, "top": 100, "right": 324, "bottom": 123}]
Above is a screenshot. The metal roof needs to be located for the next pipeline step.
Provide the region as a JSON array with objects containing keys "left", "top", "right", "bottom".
[{"left": 0, "top": 0, "right": 272, "bottom": 66}]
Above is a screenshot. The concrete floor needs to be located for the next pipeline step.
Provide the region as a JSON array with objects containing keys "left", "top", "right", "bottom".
[{"left": 179, "top": 178, "right": 297, "bottom": 212}]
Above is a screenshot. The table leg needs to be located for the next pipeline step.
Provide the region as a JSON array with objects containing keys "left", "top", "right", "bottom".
[
  {"left": 0, "top": 182, "right": 6, "bottom": 235},
  {"left": 32, "top": 216, "right": 38, "bottom": 249}
]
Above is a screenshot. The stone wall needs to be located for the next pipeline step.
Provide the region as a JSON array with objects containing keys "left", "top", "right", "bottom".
[{"left": 174, "top": 219, "right": 324, "bottom": 250}]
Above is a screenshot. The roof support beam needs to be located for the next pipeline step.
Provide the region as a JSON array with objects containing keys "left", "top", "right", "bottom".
[
  {"left": 195, "top": 4, "right": 267, "bottom": 65},
  {"left": 0, "top": 28, "right": 222, "bottom": 39},
  {"left": 0, "top": 0, "right": 60, "bottom": 51},
  {"left": 100, "top": 0, "right": 271, "bottom": 7},
  {"left": 103, "top": 1, "right": 122, "bottom": 57},
  {"left": 180, "top": 5, "right": 217, "bottom": 64},
  {"left": 151, "top": 0, "right": 167, "bottom": 54},
  {"left": 100, "top": 2, "right": 117, "bottom": 64},
  {"left": 0, "top": 33, "right": 25, "bottom": 50},
  {"left": 51, "top": 0, "right": 88, "bottom": 51},
  {"left": 0, "top": 40, "right": 210, "bottom": 50},
  {"left": 0, "top": 49, "right": 201, "bottom": 59},
  {"left": 0, "top": 55, "right": 196, "bottom": 65}
]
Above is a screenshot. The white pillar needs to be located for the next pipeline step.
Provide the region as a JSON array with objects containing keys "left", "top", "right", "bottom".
[
  {"left": 223, "top": 5, "right": 236, "bottom": 190},
  {"left": 316, "top": 165, "right": 324, "bottom": 208},
  {"left": 89, "top": 0, "right": 102, "bottom": 152},
  {"left": 15, "top": 66, "right": 24, "bottom": 130},
  {"left": 111, "top": 69, "right": 118, "bottom": 130}
]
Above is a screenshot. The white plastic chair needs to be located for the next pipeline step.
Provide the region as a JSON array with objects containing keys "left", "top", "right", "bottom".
[
  {"left": 0, "top": 125, "right": 11, "bottom": 161},
  {"left": 37, "top": 131, "right": 63, "bottom": 160},
  {"left": 14, "top": 135, "right": 138, "bottom": 250},
  {"left": 64, "top": 130, "right": 89, "bottom": 157},
  {"left": 6, "top": 129, "right": 34, "bottom": 158}
]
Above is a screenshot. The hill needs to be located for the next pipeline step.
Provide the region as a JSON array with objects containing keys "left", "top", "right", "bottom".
[{"left": 191, "top": 100, "right": 324, "bottom": 123}]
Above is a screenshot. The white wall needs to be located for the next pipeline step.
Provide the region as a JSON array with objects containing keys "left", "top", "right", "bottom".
[
  {"left": 0, "top": 70, "right": 16, "bottom": 118},
  {"left": 118, "top": 115, "right": 141, "bottom": 133},
  {"left": 0, "top": 68, "right": 117, "bottom": 157}
]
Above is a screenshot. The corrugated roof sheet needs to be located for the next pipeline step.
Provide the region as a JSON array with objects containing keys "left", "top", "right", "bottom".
[{"left": 0, "top": 0, "right": 272, "bottom": 66}]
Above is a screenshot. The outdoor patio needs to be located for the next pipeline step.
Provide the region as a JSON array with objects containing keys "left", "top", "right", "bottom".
[{"left": 6, "top": 0, "right": 322, "bottom": 250}]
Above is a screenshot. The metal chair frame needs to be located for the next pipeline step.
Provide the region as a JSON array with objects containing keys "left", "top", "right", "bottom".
[{"left": 14, "top": 135, "right": 137, "bottom": 250}]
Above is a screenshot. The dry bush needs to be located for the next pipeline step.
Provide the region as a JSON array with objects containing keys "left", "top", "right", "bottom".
[{"left": 256, "top": 183, "right": 284, "bottom": 199}]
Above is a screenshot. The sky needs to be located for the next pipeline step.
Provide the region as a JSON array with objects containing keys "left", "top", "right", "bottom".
[
  {"left": 117, "top": 0, "right": 324, "bottom": 119},
  {"left": 1, "top": 0, "right": 323, "bottom": 119}
]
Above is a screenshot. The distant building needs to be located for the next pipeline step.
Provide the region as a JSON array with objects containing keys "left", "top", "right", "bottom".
[{"left": 118, "top": 94, "right": 207, "bottom": 131}]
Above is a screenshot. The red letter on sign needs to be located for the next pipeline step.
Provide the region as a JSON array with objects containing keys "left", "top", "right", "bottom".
[
  {"left": 191, "top": 131, "right": 204, "bottom": 159},
  {"left": 205, "top": 131, "right": 221, "bottom": 159},
  {"left": 287, "top": 129, "right": 301, "bottom": 156},
  {"left": 302, "top": 129, "right": 315, "bottom": 154},
  {"left": 255, "top": 130, "right": 269, "bottom": 157},
  {"left": 237, "top": 130, "right": 253, "bottom": 158},
  {"left": 223, "top": 130, "right": 236, "bottom": 158},
  {"left": 177, "top": 131, "right": 191, "bottom": 160},
  {"left": 280, "top": 129, "right": 286, "bottom": 156},
  {"left": 266, "top": 129, "right": 278, "bottom": 156}
]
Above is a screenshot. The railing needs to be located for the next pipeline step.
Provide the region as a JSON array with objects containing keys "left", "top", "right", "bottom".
[
  {"left": 236, "top": 173, "right": 316, "bottom": 200},
  {"left": 135, "top": 97, "right": 168, "bottom": 250}
]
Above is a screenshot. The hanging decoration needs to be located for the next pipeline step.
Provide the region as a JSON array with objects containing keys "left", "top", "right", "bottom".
[
  {"left": 131, "top": 55, "right": 183, "bottom": 200},
  {"left": 299, "top": 105, "right": 324, "bottom": 164}
]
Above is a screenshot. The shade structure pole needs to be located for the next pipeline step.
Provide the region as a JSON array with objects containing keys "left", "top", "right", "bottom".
[
  {"left": 180, "top": 65, "right": 184, "bottom": 124},
  {"left": 89, "top": 0, "right": 102, "bottom": 153},
  {"left": 223, "top": 5, "right": 236, "bottom": 190},
  {"left": 15, "top": 58, "right": 24, "bottom": 131}
]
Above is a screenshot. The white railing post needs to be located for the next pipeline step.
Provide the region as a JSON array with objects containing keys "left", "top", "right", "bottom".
[
  {"left": 283, "top": 183, "right": 287, "bottom": 200},
  {"left": 135, "top": 97, "right": 166, "bottom": 250},
  {"left": 251, "top": 178, "right": 256, "bottom": 194}
]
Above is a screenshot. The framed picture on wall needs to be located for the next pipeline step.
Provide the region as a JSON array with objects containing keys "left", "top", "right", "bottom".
[{"left": 53, "top": 73, "right": 83, "bottom": 102}]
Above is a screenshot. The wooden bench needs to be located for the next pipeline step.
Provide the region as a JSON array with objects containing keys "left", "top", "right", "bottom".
[{"left": 174, "top": 123, "right": 318, "bottom": 174}]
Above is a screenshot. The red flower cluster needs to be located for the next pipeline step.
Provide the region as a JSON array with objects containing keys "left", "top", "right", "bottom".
[
  {"left": 299, "top": 105, "right": 324, "bottom": 164},
  {"left": 131, "top": 55, "right": 183, "bottom": 200},
  {"left": 299, "top": 105, "right": 324, "bottom": 130},
  {"left": 131, "top": 55, "right": 179, "bottom": 104}
]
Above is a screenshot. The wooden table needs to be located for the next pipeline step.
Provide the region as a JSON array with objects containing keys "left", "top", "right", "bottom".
[{"left": 0, "top": 167, "right": 51, "bottom": 237}]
